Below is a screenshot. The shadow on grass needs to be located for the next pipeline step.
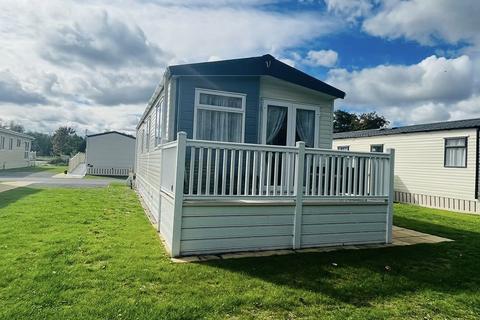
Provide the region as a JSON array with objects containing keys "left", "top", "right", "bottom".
[
  {"left": 202, "top": 219, "right": 480, "bottom": 307},
  {"left": 0, "top": 187, "right": 42, "bottom": 209}
]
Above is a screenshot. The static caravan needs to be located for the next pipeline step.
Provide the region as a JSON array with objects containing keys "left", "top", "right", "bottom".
[
  {"left": 333, "top": 118, "right": 480, "bottom": 214},
  {"left": 0, "top": 127, "right": 35, "bottom": 170},
  {"left": 136, "top": 54, "right": 395, "bottom": 257},
  {"left": 84, "top": 131, "right": 136, "bottom": 176}
]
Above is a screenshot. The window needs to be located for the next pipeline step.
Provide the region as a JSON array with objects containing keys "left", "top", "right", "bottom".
[
  {"left": 194, "top": 89, "right": 245, "bottom": 143},
  {"left": 337, "top": 145, "right": 350, "bottom": 151},
  {"left": 0, "top": 136, "right": 4, "bottom": 149},
  {"left": 24, "top": 141, "right": 29, "bottom": 159},
  {"left": 263, "top": 100, "right": 319, "bottom": 148},
  {"left": 141, "top": 129, "right": 145, "bottom": 153},
  {"left": 9, "top": 138, "right": 13, "bottom": 150},
  {"left": 154, "top": 97, "right": 165, "bottom": 146},
  {"left": 17, "top": 139, "right": 21, "bottom": 147},
  {"left": 370, "top": 144, "right": 384, "bottom": 153},
  {"left": 145, "top": 117, "right": 151, "bottom": 152},
  {"left": 444, "top": 137, "right": 467, "bottom": 168}
]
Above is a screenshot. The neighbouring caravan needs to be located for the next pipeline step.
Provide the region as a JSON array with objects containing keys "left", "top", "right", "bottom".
[
  {"left": 0, "top": 127, "right": 35, "bottom": 170},
  {"left": 135, "top": 54, "right": 395, "bottom": 257},
  {"left": 333, "top": 118, "right": 480, "bottom": 214},
  {"left": 85, "top": 131, "right": 136, "bottom": 176}
]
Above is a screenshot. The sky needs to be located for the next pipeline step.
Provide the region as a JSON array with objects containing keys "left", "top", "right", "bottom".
[{"left": 0, "top": 0, "right": 479, "bottom": 134}]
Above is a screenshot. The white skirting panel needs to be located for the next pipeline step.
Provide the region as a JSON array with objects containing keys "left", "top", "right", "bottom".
[
  {"left": 395, "top": 191, "right": 479, "bottom": 214},
  {"left": 87, "top": 167, "right": 131, "bottom": 176},
  {"left": 178, "top": 201, "right": 388, "bottom": 256}
]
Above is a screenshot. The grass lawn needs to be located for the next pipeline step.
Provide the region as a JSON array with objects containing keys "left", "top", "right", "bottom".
[
  {"left": 84, "top": 175, "right": 127, "bottom": 180},
  {"left": 0, "top": 186, "right": 479, "bottom": 320},
  {"left": 0, "top": 164, "right": 67, "bottom": 174}
]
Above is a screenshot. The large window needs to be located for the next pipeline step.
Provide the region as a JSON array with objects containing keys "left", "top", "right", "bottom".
[
  {"left": 444, "top": 137, "right": 467, "bottom": 168},
  {"left": 194, "top": 89, "right": 245, "bottom": 143}
]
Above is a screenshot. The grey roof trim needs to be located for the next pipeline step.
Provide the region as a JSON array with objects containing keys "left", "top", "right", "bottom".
[
  {"left": 167, "top": 54, "right": 345, "bottom": 98},
  {"left": 333, "top": 118, "right": 480, "bottom": 140},
  {"left": 87, "top": 131, "right": 136, "bottom": 140},
  {"left": 137, "top": 54, "right": 345, "bottom": 130},
  {"left": 0, "top": 127, "right": 34, "bottom": 140}
]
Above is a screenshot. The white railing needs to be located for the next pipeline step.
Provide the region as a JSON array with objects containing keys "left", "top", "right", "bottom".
[
  {"left": 68, "top": 152, "right": 85, "bottom": 173},
  {"left": 28, "top": 151, "right": 36, "bottom": 161},
  {"left": 185, "top": 139, "right": 298, "bottom": 197},
  {"left": 303, "top": 149, "right": 390, "bottom": 198},
  {"left": 161, "top": 132, "right": 394, "bottom": 201}
]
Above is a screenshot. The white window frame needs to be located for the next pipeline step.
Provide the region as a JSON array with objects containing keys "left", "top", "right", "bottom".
[
  {"left": 154, "top": 96, "right": 164, "bottom": 146},
  {"left": 145, "top": 117, "right": 151, "bottom": 152},
  {"left": 444, "top": 136, "right": 467, "bottom": 168},
  {"left": 193, "top": 88, "right": 246, "bottom": 143},
  {"left": 370, "top": 144, "right": 384, "bottom": 153},
  {"left": 24, "top": 141, "right": 29, "bottom": 159},
  {"left": 261, "top": 99, "right": 320, "bottom": 148}
]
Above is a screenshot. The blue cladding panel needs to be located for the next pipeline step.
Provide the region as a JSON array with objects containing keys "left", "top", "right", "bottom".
[{"left": 175, "top": 76, "right": 260, "bottom": 144}]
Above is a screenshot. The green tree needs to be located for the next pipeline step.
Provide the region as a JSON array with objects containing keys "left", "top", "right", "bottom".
[
  {"left": 28, "top": 132, "right": 53, "bottom": 156},
  {"left": 333, "top": 110, "right": 359, "bottom": 133},
  {"left": 52, "top": 127, "right": 85, "bottom": 156},
  {"left": 355, "top": 112, "right": 389, "bottom": 131},
  {"left": 333, "top": 110, "right": 389, "bottom": 133},
  {"left": 8, "top": 121, "right": 25, "bottom": 133}
]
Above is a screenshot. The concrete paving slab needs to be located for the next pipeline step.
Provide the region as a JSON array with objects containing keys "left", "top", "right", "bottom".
[{"left": 171, "top": 226, "right": 453, "bottom": 263}]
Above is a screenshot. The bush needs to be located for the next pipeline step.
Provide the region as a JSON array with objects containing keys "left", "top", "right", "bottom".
[{"left": 48, "top": 157, "right": 68, "bottom": 165}]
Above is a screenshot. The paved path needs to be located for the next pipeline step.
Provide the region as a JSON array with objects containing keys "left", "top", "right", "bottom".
[{"left": 172, "top": 226, "right": 453, "bottom": 263}]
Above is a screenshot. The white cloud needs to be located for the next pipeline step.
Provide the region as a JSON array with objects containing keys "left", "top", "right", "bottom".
[
  {"left": 40, "top": 11, "right": 170, "bottom": 68},
  {"left": 0, "top": 70, "right": 47, "bottom": 104},
  {"left": 327, "top": 55, "right": 478, "bottom": 125},
  {"left": 0, "top": 104, "right": 141, "bottom": 135},
  {"left": 0, "top": 0, "right": 341, "bottom": 134},
  {"left": 324, "top": 0, "right": 376, "bottom": 23},
  {"left": 304, "top": 50, "right": 338, "bottom": 67},
  {"left": 362, "top": 0, "right": 480, "bottom": 46},
  {"left": 328, "top": 55, "right": 473, "bottom": 106}
]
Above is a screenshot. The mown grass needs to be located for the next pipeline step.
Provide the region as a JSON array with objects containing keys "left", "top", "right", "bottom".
[
  {"left": 84, "top": 175, "right": 127, "bottom": 180},
  {"left": 0, "top": 164, "right": 67, "bottom": 174},
  {"left": 0, "top": 186, "right": 479, "bottom": 319}
]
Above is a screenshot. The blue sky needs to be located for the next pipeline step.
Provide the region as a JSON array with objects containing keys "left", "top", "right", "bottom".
[{"left": 0, "top": 0, "right": 479, "bottom": 133}]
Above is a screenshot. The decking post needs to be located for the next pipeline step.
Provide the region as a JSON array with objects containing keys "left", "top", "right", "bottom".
[
  {"left": 386, "top": 148, "right": 395, "bottom": 244},
  {"left": 171, "top": 132, "right": 187, "bottom": 257},
  {"left": 293, "top": 141, "right": 305, "bottom": 250}
]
